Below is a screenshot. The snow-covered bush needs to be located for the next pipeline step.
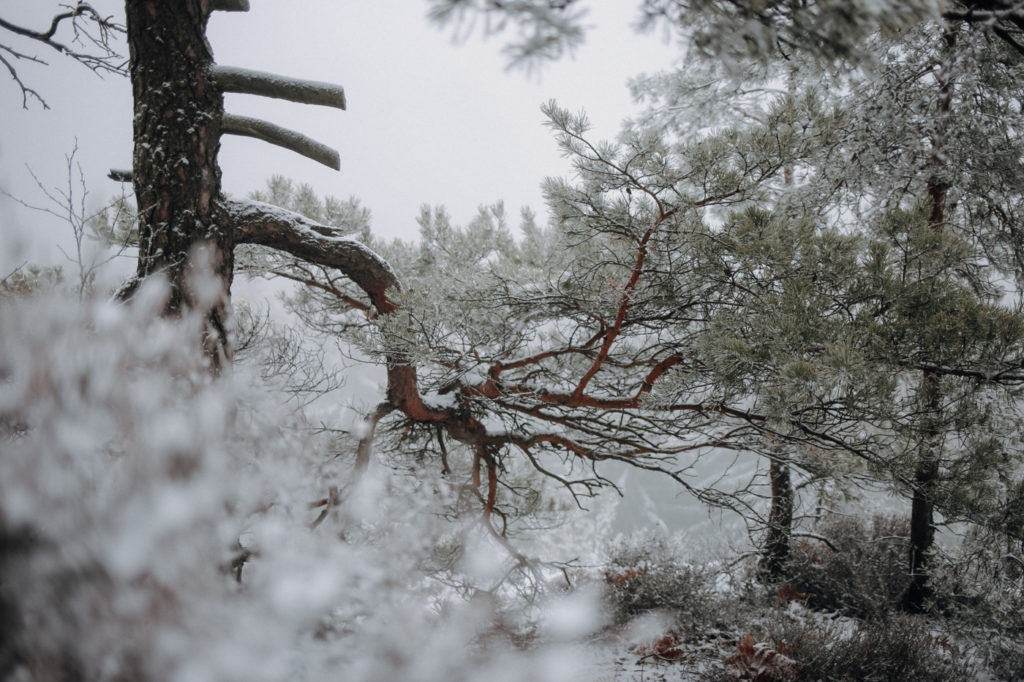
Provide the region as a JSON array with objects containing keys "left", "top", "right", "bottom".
[
  {"left": 0, "top": 281, "right": 592, "bottom": 682},
  {"left": 731, "top": 614, "right": 974, "bottom": 682},
  {"left": 601, "top": 532, "right": 716, "bottom": 633},
  {"left": 930, "top": 527, "right": 1024, "bottom": 680},
  {"left": 783, "top": 515, "right": 910, "bottom": 618}
]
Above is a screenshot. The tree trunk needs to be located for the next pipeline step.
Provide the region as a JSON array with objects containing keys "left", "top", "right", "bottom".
[
  {"left": 899, "top": 26, "right": 956, "bottom": 614},
  {"left": 759, "top": 457, "right": 793, "bottom": 580},
  {"left": 901, "top": 366, "right": 941, "bottom": 612},
  {"left": 125, "top": 0, "right": 233, "bottom": 366},
  {"left": 900, "top": 178, "right": 948, "bottom": 613}
]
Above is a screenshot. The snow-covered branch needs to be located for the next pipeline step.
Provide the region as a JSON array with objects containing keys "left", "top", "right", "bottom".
[
  {"left": 224, "top": 197, "right": 468, "bottom": 456},
  {"left": 225, "top": 198, "right": 397, "bottom": 311},
  {"left": 107, "top": 168, "right": 132, "bottom": 182},
  {"left": 221, "top": 114, "right": 341, "bottom": 170},
  {"left": 212, "top": 65, "right": 346, "bottom": 109}
]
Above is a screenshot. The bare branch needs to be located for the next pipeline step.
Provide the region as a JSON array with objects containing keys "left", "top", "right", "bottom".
[
  {"left": 213, "top": 65, "right": 346, "bottom": 110},
  {"left": 222, "top": 114, "right": 341, "bottom": 170},
  {"left": 0, "top": 3, "right": 126, "bottom": 107},
  {"left": 0, "top": 51, "right": 47, "bottom": 108},
  {"left": 268, "top": 267, "right": 372, "bottom": 313},
  {"left": 0, "top": 4, "right": 125, "bottom": 73}
]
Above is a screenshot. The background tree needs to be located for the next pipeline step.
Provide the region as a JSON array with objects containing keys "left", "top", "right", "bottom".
[
  {"left": 429, "top": 0, "right": 1024, "bottom": 68},
  {"left": 243, "top": 91, "right": 888, "bottom": 560},
  {"left": 772, "top": 21, "right": 1024, "bottom": 609},
  {"left": 617, "top": 12, "right": 1024, "bottom": 603}
]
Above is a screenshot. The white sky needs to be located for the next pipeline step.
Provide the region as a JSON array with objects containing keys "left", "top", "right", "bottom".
[{"left": 0, "top": 1, "right": 679, "bottom": 268}]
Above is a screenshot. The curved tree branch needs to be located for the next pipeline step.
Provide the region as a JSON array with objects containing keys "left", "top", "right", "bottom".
[
  {"left": 222, "top": 114, "right": 341, "bottom": 170},
  {"left": 224, "top": 197, "right": 459, "bottom": 431},
  {"left": 225, "top": 198, "right": 398, "bottom": 312}
]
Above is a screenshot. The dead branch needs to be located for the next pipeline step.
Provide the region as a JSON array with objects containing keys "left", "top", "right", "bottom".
[
  {"left": 213, "top": 65, "right": 346, "bottom": 110},
  {"left": 0, "top": 4, "right": 126, "bottom": 107},
  {"left": 222, "top": 114, "right": 341, "bottom": 170}
]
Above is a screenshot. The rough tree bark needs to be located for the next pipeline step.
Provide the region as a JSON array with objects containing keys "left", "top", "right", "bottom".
[
  {"left": 121, "top": 0, "right": 452, "bottom": 424},
  {"left": 759, "top": 458, "right": 794, "bottom": 579},
  {"left": 123, "top": 1, "right": 356, "bottom": 368},
  {"left": 125, "top": 0, "right": 233, "bottom": 366}
]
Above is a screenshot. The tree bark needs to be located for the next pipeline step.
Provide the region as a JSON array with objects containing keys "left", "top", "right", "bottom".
[
  {"left": 902, "top": 367, "right": 942, "bottom": 611},
  {"left": 125, "top": 0, "right": 233, "bottom": 366},
  {"left": 759, "top": 458, "right": 793, "bottom": 580},
  {"left": 900, "top": 185, "right": 949, "bottom": 612}
]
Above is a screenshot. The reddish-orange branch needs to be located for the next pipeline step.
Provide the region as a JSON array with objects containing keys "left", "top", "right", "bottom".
[
  {"left": 228, "top": 199, "right": 765, "bottom": 492},
  {"left": 515, "top": 433, "right": 608, "bottom": 459},
  {"left": 571, "top": 211, "right": 672, "bottom": 401},
  {"left": 472, "top": 448, "right": 482, "bottom": 490},
  {"left": 462, "top": 353, "right": 682, "bottom": 410},
  {"left": 489, "top": 327, "right": 607, "bottom": 380}
]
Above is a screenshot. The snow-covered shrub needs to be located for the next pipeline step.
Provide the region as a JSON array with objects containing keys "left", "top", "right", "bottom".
[
  {"left": 601, "top": 532, "right": 716, "bottom": 633},
  {"left": 0, "top": 282, "right": 588, "bottom": 682},
  {"left": 783, "top": 514, "right": 910, "bottom": 617},
  {"left": 736, "top": 613, "right": 974, "bottom": 682},
  {"left": 930, "top": 527, "right": 1024, "bottom": 680}
]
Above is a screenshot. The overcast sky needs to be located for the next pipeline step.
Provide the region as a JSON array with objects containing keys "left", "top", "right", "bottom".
[{"left": 1, "top": 1, "right": 679, "bottom": 268}]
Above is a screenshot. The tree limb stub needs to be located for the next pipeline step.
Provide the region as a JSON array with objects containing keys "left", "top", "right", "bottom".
[
  {"left": 210, "top": 0, "right": 251, "bottom": 11},
  {"left": 213, "top": 65, "right": 346, "bottom": 110},
  {"left": 221, "top": 114, "right": 340, "bottom": 170}
]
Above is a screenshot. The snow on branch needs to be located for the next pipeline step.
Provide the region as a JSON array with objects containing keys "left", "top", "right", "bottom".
[
  {"left": 210, "top": 0, "right": 251, "bottom": 11},
  {"left": 212, "top": 65, "right": 346, "bottom": 110},
  {"left": 221, "top": 114, "right": 340, "bottom": 170},
  {"left": 224, "top": 198, "right": 398, "bottom": 311},
  {"left": 223, "top": 197, "right": 461, "bottom": 441}
]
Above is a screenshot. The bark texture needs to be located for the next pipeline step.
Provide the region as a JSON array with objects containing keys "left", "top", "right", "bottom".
[
  {"left": 759, "top": 458, "right": 794, "bottom": 579},
  {"left": 126, "top": 0, "right": 233, "bottom": 364},
  {"left": 902, "top": 358, "right": 942, "bottom": 611}
]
